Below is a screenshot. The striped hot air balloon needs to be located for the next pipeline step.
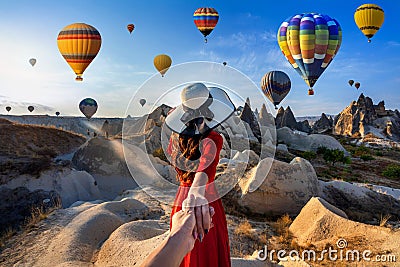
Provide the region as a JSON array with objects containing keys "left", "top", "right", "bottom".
[
  {"left": 261, "top": 71, "right": 291, "bottom": 109},
  {"left": 127, "top": 24, "right": 135, "bottom": 34},
  {"left": 57, "top": 23, "right": 102, "bottom": 81},
  {"left": 193, "top": 7, "right": 219, "bottom": 43},
  {"left": 277, "top": 13, "right": 342, "bottom": 95},
  {"left": 354, "top": 4, "right": 384, "bottom": 43}
]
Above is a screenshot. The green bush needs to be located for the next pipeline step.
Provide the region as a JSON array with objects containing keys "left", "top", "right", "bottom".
[
  {"left": 316, "top": 146, "right": 328, "bottom": 155},
  {"left": 302, "top": 151, "right": 317, "bottom": 161},
  {"left": 375, "top": 151, "right": 384, "bottom": 157},
  {"left": 360, "top": 154, "right": 375, "bottom": 161},
  {"left": 322, "top": 148, "right": 351, "bottom": 166},
  {"left": 382, "top": 165, "right": 400, "bottom": 180}
]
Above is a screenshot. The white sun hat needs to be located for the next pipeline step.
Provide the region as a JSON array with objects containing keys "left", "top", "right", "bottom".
[{"left": 165, "top": 83, "right": 236, "bottom": 135}]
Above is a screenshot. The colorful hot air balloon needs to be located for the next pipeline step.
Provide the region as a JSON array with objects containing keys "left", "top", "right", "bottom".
[
  {"left": 127, "top": 24, "right": 135, "bottom": 34},
  {"left": 354, "top": 4, "right": 384, "bottom": 43},
  {"left": 154, "top": 54, "right": 172, "bottom": 77},
  {"left": 5, "top": 106, "right": 11, "bottom": 113},
  {"left": 348, "top": 80, "right": 354, "bottom": 86},
  {"left": 79, "top": 98, "right": 98, "bottom": 119},
  {"left": 278, "top": 13, "right": 342, "bottom": 95},
  {"left": 261, "top": 71, "right": 291, "bottom": 109},
  {"left": 57, "top": 23, "right": 102, "bottom": 81},
  {"left": 28, "top": 106, "right": 34, "bottom": 113},
  {"left": 29, "top": 58, "right": 36, "bottom": 67},
  {"left": 139, "top": 99, "right": 146, "bottom": 107},
  {"left": 355, "top": 82, "right": 361, "bottom": 89},
  {"left": 55, "top": 111, "right": 60, "bottom": 116},
  {"left": 193, "top": 7, "right": 219, "bottom": 43}
]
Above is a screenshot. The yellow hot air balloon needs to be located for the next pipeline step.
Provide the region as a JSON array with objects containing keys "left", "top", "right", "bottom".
[
  {"left": 354, "top": 4, "right": 384, "bottom": 42},
  {"left": 57, "top": 23, "right": 102, "bottom": 81},
  {"left": 153, "top": 54, "right": 172, "bottom": 77}
]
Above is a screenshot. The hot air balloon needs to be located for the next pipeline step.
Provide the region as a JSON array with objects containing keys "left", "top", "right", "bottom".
[
  {"left": 223, "top": 62, "right": 227, "bottom": 66},
  {"left": 354, "top": 4, "right": 384, "bottom": 43},
  {"left": 5, "top": 106, "right": 11, "bottom": 113},
  {"left": 28, "top": 106, "right": 34, "bottom": 113},
  {"left": 355, "top": 82, "right": 361, "bottom": 89},
  {"left": 79, "top": 98, "right": 98, "bottom": 119},
  {"left": 348, "top": 80, "right": 354, "bottom": 86},
  {"left": 277, "top": 13, "right": 342, "bottom": 95},
  {"left": 154, "top": 54, "right": 172, "bottom": 77},
  {"left": 57, "top": 23, "right": 102, "bottom": 81},
  {"left": 55, "top": 111, "right": 60, "bottom": 116},
  {"left": 29, "top": 58, "right": 36, "bottom": 67},
  {"left": 261, "top": 71, "right": 291, "bottom": 109},
  {"left": 139, "top": 99, "right": 146, "bottom": 107},
  {"left": 193, "top": 7, "right": 219, "bottom": 43},
  {"left": 127, "top": 24, "right": 135, "bottom": 34}
]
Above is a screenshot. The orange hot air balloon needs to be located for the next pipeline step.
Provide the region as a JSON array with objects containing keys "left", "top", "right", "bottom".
[
  {"left": 57, "top": 23, "right": 102, "bottom": 81},
  {"left": 127, "top": 24, "right": 135, "bottom": 34},
  {"left": 355, "top": 82, "right": 361, "bottom": 89},
  {"left": 154, "top": 54, "right": 172, "bottom": 77}
]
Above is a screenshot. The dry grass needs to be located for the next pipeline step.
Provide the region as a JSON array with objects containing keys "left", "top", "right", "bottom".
[
  {"left": 25, "top": 196, "right": 62, "bottom": 230},
  {"left": 234, "top": 219, "right": 253, "bottom": 237},
  {"left": 275, "top": 214, "right": 293, "bottom": 243},
  {"left": 379, "top": 214, "right": 392, "bottom": 227}
]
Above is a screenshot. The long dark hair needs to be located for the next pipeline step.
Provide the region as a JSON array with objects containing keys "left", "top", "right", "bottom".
[{"left": 170, "top": 119, "right": 211, "bottom": 183}]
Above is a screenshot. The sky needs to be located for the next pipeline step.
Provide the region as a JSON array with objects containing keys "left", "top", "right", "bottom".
[{"left": 0, "top": 0, "right": 399, "bottom": 117}]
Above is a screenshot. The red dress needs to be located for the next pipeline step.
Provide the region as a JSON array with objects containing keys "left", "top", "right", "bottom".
[{"left": 169, "top": 131, "right": 231, "bottom": 267}]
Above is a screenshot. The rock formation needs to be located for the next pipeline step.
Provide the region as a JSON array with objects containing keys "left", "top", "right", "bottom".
[
  {"left": 290, "top": 197, "right": 400, "bottom": 254},
  {"left": 275, "top": 106, "right": 311, "bottom": 133},
  {"left": 240, "top": 99, "right": 262, "bottom": 142},
  {"left": 231, "top": 157, "right": 321, "bottom": 216},
  {"left": 312, "top": 113, "right": 332, "bottom": 133},
  {"left": 334, "top": 93, "right": 400, "bottom": 141},
  {"left": 277, "top": 127, "right": 348, "bottom": 154}
]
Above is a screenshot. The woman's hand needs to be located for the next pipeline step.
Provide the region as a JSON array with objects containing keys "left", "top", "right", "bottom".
[{"left": 182, "top": 194, "right": 214, "bottom": 242}]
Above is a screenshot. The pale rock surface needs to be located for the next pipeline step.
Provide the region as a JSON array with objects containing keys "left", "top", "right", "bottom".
[{"left": 237, "top": 157, "right": 321, "bottom": 216}]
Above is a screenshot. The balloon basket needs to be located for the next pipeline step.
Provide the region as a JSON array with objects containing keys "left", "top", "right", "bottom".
[
  {"left": 76, "top": 76, "right": 83, "bottom": 81},
  {"left": 308, "top": 89, "right": 314, "bottom": 95}
]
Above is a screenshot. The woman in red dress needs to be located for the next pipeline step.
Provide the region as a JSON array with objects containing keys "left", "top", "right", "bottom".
[{"left": 165, "top": 83, "right": 236, "bottom": 267}]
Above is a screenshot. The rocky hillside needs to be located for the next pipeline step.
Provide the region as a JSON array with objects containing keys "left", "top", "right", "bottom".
[{"left": 334, "top": 94, "right": 400, "bottom": 141}]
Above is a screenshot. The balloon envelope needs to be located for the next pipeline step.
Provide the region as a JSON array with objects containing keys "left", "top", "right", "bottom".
[
  {"left": 193, "top": 7, "right": 219, "bottom": 42},
  {"left": 127, "top": 24, "right": 135, "bottom": 34},
  {"left": 354, "top": 4, "right": 384, "bottom": 42},
  {"left": 277, "top": 13, "right": 342, "bottom": 95},
  {"left": 355, "top": 82, "right": 360, "bottom": 89},
  {"left": 29, "top": 58, "right": 36, "bottom": 67},
  {"left": 55, "top": 111, "right": 60, "bottom": 116},
  {"left": 57, "top": 23, "right": 102, "bottom": 81},
  {"left": 28, "top": 106, "right": 34, "bottom": 112},
  {"left": 139, "top": 99, "right": 146, "bottom": 106},
  {"left": 223, "top": 62, "right": 227, "bottom": 66},
  {"left": 79, "top": 98, "right": 98, "bottom": 119},
  {"left": 348, "top": 80, "right": 354, "bottom": 86},
  {"left": 261, "top": 71, "right": 291, "bottom": 109},
  {"left": 5, "top": 106, "right": 11, "bottom": 112},
  {"left": 154, "top": 54, "right": 172, "bottom": 77}
]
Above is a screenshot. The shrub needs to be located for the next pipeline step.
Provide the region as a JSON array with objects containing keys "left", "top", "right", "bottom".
[
  {"left": 360, "top": 154, "right": 375, "bottom": 161},
  {"left": 353, "top": 145, "right": 370, "bottom": 157},
  {"left": 302, "top": 151, "right": 317, "bottom": 161},
  {"left": 316, "top": 146, "right": 328, "bottom": 155},
  {"left": 382, "top": 165, "right": 400, "bottom": 180},
  {"left": 322, "top": 149, "right": 351, "bottom": 166},
  {"left": 375, "top": 151, "right": 384, "bottom": 157}
]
